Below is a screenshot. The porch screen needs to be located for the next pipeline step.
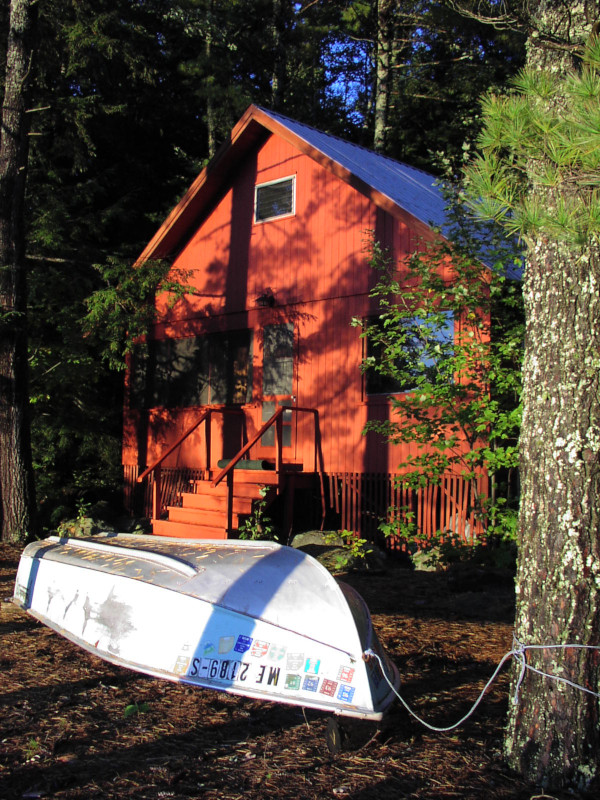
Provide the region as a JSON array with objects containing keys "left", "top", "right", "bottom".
[{"left": 130, "top": 330, "right": 252, "bottom": 408}]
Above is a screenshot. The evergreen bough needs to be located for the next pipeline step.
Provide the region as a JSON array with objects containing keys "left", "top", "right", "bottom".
[{"left": 464, "top": 36, "right": 600, "bottom": 245}]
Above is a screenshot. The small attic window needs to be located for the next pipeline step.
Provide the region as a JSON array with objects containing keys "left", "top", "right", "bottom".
[{"left": 255, "top": 176, "right": 295, "bottom": 222}]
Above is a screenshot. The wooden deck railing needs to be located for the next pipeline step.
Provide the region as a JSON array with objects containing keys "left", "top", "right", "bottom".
[
  {"left": 211, "top": 405, "right": 322, "bottom": 534},
  {"left": 137, "top": 404, "right": 323, "bottom": 532},
  {"left": 137, "top": 406, "right": 244, "bottom": 521}
]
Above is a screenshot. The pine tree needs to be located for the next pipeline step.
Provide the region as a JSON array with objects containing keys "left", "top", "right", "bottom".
[
  {"left": 317, "top": 0, "right": 525, "bottom": 168},
  {"left": 0, "top": 0, "right": 38, "bottom": 542},
  {"left": 465, "top": 1, "right": 600, "bottom": 788}
]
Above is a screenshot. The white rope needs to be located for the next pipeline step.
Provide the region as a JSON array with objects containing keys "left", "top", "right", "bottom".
[
  {"left": 512, "top": 639, "right": 600, "bottom": 701},
  {"left": 365, "top": 648, "right": 518, "bottom": 733},
  {"left": 512, "top": 646, "right": 527, "bottom": 705},
  {"left": 364, "top": 641, "right": 600, "bottom": 734}
]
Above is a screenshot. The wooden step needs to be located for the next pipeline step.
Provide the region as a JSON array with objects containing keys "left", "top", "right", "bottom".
[
  {"left": 181, "top": 493, "right": 254, "bottom": 514},
  {"left": 190, "top": 480, "right": 266, "bottom": 498},
  {"left": 152, "top": 459, "right": 296, "bottom": 540},
  {"left": 152, "top": 519, "right": 227, "bottom": 539},
  {"left": 167, "top": 506, "right": 242, "bottom": 529}
]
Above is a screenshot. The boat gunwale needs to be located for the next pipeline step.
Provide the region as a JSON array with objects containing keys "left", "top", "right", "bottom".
[
  {"left": 14, "top": 601, "right": 395, "bottom": 721},
  {"left": 21, "top": 535, "right": 364, "bottom": 650}
]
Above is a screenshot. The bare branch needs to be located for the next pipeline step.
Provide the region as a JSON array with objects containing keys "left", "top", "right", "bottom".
[
  {"left": 445, "top": 0, "right": 523, "bottom": 31},
  {"left": 447, "top": 0, "right": 594, "bottom": 54}
]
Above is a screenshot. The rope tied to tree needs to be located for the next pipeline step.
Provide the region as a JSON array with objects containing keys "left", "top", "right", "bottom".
[
  {"left": 512, "top": 636, "right": 600, "bottom": 704},
  {"left": 364, "top": 639, "right": 600, "bottom": 734}
]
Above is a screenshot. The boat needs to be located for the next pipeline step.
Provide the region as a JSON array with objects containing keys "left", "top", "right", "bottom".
[{"left": 12, "top": 534, "right": 400, "bottom": 721}]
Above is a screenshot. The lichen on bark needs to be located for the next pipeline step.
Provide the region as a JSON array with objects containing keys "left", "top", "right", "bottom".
[
  {"left": 505, "top": 31, "right": 600, "bottom": 790},
  {"left": 462, "top": 0, "right": 600, "bottom": 789}
]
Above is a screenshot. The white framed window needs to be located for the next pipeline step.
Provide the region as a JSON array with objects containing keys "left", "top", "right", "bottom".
[{"left": 254, "top": 175, "right": 295, "bottom": 223}]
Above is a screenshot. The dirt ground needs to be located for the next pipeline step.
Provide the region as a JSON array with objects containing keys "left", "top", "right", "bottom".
[{"left": 1, "top": 542, "right": 598, "bottom": 800}]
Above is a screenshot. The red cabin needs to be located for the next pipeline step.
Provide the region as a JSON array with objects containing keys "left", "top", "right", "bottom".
[{"left": 123, "top": 105, "right": 485, "bottom": 541}]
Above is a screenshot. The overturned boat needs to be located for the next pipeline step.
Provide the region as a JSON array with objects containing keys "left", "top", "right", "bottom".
[{"left": 12, "top": 534, "right": 399, "bottom": 720}]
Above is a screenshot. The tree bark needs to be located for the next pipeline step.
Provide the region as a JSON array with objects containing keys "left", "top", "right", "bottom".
[
  {"left": 373, "top": 0, "right": 394, "bottom": 152},
  {"left": 270, "top": 0, "right": 290, "bottom": 111},
  {"left": 0, "top": 0, "right": 37, "bottom": 542},
  {"left": 205, "top": 1, "right": 217, "bottom": 159},
  {"left": 505, "top": 0, "right": 600, "bottom": 788}
]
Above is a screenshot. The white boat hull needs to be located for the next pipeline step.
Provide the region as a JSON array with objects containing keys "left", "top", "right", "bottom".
[{"left": 13, "top": 534, "right": 399, "bottom": 720}]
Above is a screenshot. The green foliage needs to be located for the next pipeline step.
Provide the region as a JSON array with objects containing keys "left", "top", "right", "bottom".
[
  {"left": 27, "top": 254, "right": 125, "bottom": 528},
  {"left": 82, "top": 258, "right": 191, "bottom": 371},
  {"left": 237, "top": 486, "right": 277, "bottom": 541},
  {"left": 29, "top": 254, "right": 189, "bottom": 527},
  {"left": 464, "top": 36, "right": 600, "bottom": 244},
  {"left": 22, "top": 0, "right": 213, "bottom": 530},
  {"left": 379, "top": 506, "right": 419, "bottom": 541},
  {"left": 420, "top": 530, "right": 517, "bottom": 571},
  {"left": 76, "top": 498, "right": 92, "bottom": 522},
  {"left": 323, "top": 529, "right": 373, "bottom": 571},
  {"left": 357, "top": 228, "right": 522, "bottom": 540},
  {"left": 28, "top": 0, "right": 202, "bottom": 263},
  {"left": 380, "top": 506, "right": 516, "bottom": 570},
  {"left": 123, "top": 701, "right": 150, "bottom": 719},
  {"left": 23, "top": 736, "right": 42, "bottom": 762},
  {"left": 323, "top": 0, "right": 525, "bottom": 169}
]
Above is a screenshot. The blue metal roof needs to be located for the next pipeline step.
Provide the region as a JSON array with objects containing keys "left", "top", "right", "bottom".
[
  {"left": 258, "top": 107, "right": 448, "bottom": 231},
  {"left": 258, "top": 109, "right": 522, "bottom": 276},
  {"left": 139, "top": 104, "right": 519, "bottom": 275}
]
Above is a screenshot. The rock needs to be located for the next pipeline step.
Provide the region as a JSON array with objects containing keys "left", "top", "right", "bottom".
[
  {"left": 410, "top": 547, "right": 443, "bottom": 572},
  {"left": 290, "top": 530, "right": 344, "bottom": 549},
  {"left": 56, "top": 516, "right": 115, "bottom": 538},
  {"left": 290, "top": 530, "right": 386, "bottom": 574},
  {"left": 114, "top": 516, "right": 151, "bottom": 534}
]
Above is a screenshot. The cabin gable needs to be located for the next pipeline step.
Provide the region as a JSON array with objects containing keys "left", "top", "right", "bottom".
[{"left": 160, "top": 133, "right": 391, "bottom": 323}]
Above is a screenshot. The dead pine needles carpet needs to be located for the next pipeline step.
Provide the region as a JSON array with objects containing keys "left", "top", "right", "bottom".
[{"left": 1, "top": 543, "right": 598, "bottom": 800}]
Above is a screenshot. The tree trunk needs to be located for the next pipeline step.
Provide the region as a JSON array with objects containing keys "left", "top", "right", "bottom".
[
  {"left": 373, "top": 0, "right": 394, "bottom": 152},
  {"left": 0, "top": 0, "right": 37, "bottom": 542},
  {"left": 205, "top": 1, "right": 217, "bottom": 160},
  {"left": 505, "top": 1, "right": 600, "bottom": 788},
  {"left": 270, "top": 0, "right": 290, "bottom": 111}
]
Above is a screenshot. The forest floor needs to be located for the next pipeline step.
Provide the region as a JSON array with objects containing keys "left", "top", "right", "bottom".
[{"left": 1, "top": 542, "right": 598, "bottom": 800}]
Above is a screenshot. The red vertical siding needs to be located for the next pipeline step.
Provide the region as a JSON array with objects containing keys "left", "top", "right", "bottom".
[{"left": 124, "top": 131, "right": 466, "bottom": 481}]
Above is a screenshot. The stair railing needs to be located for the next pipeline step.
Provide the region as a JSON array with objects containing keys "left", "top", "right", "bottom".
[
  {"left": 137, "top": 406, "right": 244, "bottom": 521},
  {"left": 212, "top": 405, "right": 322, "bottom": 534}
]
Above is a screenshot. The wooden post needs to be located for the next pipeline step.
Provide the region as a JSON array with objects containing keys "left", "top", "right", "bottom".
[
  {"left": 226, "top": 471, "right": 234, "bottom": 537},
  {"left": 312, "top": 411, "right": 317, "bottom": 473},
  {"left": 205, "top": 410, "right": 212, "bottom": 472},
  {"left": 275, "top": 412, "right": 283, "bottom": 476},
  {"left": 283, "top": 473, "right": 295, "bottom": 539},
  {"left": 152, "top": 465, "right": 162, "bottom": 521}
]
